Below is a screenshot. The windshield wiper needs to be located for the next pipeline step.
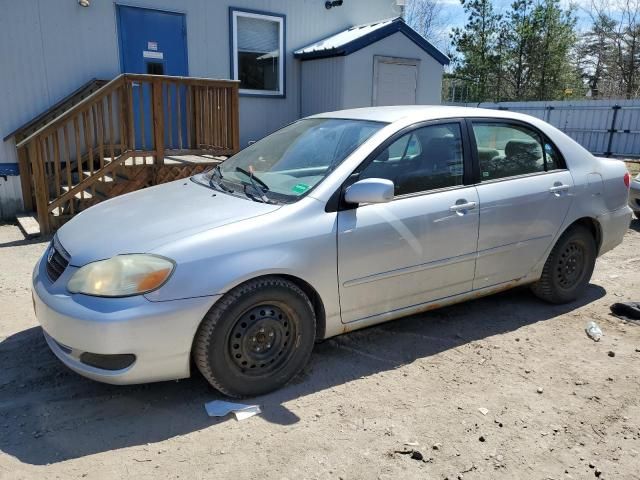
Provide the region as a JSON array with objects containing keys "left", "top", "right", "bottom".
[
  {"left": 209, "top": 165, "right": 234, "bottom": 193},
  {"left": 234, "top": 167, "right": 271, "bottom": 203}
]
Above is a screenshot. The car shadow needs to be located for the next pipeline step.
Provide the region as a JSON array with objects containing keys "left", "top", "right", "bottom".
[
  {"left": 629, "top": 216, "right": 640, "bottom": 232},
  {"left": 0, "top": 284, "right": 605, "bottom": 465}
]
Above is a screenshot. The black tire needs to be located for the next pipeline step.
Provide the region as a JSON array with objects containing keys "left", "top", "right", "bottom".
[
  {"left": 193, "top": 277, "right": 316, "bottom": 397},
  {"left": 635, "top": 211, "right": 640, "bottom": 220},
  {"left": 531, "top": 224, "right": 597, "bottom": 304}
]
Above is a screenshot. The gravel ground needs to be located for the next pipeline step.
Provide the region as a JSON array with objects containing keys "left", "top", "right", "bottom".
[{"left": 0, "top": 220, "right": 639, "bottom": 479}]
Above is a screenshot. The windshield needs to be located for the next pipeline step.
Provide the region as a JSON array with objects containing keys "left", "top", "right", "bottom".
[{"left": 199, "top": 118, "right": 384, "bottom": 202}]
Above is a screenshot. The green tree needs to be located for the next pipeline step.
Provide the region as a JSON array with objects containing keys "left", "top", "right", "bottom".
[
  {"left": 450, "top": 0, "right": 503, "bottom": 102},
  {"left": 577, "top": 13, "right": 617, "bottom": 97},
  {"left": 502, "top": 0, "right": 537, "bottom": 99},
  {"left": 528, "top": 0, "right": 577, "bottom": 100}
]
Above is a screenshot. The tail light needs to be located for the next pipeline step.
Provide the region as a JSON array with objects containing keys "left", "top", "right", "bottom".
[{"left": 624, "top": 172, "right": 630, "bottom": 188}]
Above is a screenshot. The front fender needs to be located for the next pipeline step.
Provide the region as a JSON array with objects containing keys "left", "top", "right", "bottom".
[{"left": 144, "top": 199, "right": 341, "bottom": 326}]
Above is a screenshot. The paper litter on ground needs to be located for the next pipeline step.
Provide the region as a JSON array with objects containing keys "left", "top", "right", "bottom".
[{"left": 204, "top": 400, "right": 261, "bottom": 420}]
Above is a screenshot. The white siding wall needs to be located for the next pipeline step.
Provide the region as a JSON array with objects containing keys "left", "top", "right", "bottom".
[
  {"left": 300, "top": 31, "right": 444, "bottom": 121},
  {"left": 301, "top": 57, "right": 346, "bottom": 117},
  {"left": 0, "top": 0, "right": 396, "bottom": 219}
]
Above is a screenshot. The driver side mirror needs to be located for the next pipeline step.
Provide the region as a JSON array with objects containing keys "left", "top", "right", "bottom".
[{"left": 344, "top": 178, "right": 394, "bottom": 205}]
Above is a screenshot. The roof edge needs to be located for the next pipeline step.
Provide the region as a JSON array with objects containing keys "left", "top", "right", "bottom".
[{"left": 294, "top": 18, "right": 450, "bottom": 66}]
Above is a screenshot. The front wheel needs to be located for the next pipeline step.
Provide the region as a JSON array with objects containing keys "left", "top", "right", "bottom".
[
  {"left": 531, "top": 225, "right": 597, "bottom": 304},
  {"left": 193, "top": 277, "right": 316, "bottom": 397}
]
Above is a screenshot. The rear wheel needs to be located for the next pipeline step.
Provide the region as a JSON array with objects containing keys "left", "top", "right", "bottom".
[
  {"left": 193, "top": 277, "right": 316, "bottom": 397},
  {"left": 531, "top": 225, "right": 597, "bottom": 304}
]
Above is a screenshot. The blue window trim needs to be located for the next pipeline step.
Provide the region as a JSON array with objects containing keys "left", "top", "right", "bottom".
[
  {"left": 229, "top": 7, "right": 286, "bottom": 99},
  {"left": 294, "top": 17, "right": 450, "bottom": 66}
]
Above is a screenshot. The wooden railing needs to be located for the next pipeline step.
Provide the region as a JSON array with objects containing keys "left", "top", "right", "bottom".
[{"left": 16, "top": 74, "right": 240, "bottom": 234}]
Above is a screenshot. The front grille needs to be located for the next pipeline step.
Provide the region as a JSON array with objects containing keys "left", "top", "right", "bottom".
[{"left": 46, "top": 235, "right": 70, "bottom": 282}]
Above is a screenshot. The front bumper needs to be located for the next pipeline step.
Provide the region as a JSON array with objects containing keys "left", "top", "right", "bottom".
[
  {"left": 33, "top": 255, "right": 219, "bottom": 385},
  {"left": 629, "top": 181, "right": 640, "bottom": 213},
  {"left": 597, "top": 205, "right": 633, "bottom": 256}
]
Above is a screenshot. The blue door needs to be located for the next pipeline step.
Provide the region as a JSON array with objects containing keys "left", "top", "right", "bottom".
[{"left": 117, "top": 5, "right": 188, "bottom": 149}]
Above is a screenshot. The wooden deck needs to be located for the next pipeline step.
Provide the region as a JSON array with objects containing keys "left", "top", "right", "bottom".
[{"left": 15, "top": 73, "right": 240, "bottom": 234}]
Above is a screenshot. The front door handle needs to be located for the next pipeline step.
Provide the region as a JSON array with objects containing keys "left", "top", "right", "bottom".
[
  {"left": 449, "top": 201, "right": 477, "bottom": 212},
  {"left": 549, "top": 184, "right": 570, "bottom": 194}
]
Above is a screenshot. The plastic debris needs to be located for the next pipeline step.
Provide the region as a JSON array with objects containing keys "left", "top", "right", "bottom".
[
  {"left": 478, "top": 407, "right": 489, "bottom": 416},
  {"left": 585, "top": 321, "right": 603, "bottom": 342},
  {"left": 204, "top": 400, "right": 261, "bottom": 421}
]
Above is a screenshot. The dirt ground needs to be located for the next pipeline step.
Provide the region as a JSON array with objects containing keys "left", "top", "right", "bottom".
[{"left": 0, "top": 220, "right": 639, "bottom": 480}]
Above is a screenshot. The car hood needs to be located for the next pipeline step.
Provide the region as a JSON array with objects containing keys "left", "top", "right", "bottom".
[{"left": 57, "top": 178, "right": 280, "bottom": 266}]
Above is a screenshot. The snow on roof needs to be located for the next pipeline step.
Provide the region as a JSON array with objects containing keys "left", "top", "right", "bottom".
[{"left": 293, "top": 17, "right": 449, "bottom": 66}]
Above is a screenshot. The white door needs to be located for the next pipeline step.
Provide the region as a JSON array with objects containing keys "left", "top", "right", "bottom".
[{"left": 373, "top": 57, "right": 418, "bottom": 106}]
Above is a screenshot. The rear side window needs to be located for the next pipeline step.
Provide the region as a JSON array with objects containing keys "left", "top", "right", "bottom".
[
  {"left": 471, "top": 122, "right": 561, "bottom": 181},
  {"left": 359, "top": 123, "right": 464, "bottom": 196}
]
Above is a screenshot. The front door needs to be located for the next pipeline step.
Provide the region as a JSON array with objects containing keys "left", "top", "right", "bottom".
[
  {"left": 373, "top": 56, "right": 418, "bottom": 106},
  {"left": 117, "top": 5, "right": 188, "bottom": 149},
  {"left": 337, "top": 121, "right": 479, "bottom": 323},
  {"left": 469, "top": 120, "right": 575, "bottom": 289}
]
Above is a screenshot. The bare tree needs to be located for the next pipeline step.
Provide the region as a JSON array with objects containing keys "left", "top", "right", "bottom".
[
  {"left": 582, "top": 0, "right": 640, "bottom": 98},
  {"left": 403, "top": 0, "right": 451, "bottom": 48}
]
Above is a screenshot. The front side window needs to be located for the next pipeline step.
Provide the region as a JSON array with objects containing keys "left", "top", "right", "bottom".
[
  {"left": 472, "top": 122, "right": 561, "bottom": 181},
  {"left": 230, "top": 9, "right": 285, "bottom": 96},
  {"left": 200, "top": 118, "right": 383, "bottom": 202},
  {"left": 359, "top": 123, "right": 464, "bottom": 196}
]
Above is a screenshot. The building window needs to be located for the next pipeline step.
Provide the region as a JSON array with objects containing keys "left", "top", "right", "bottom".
[{"left": 230, "top": 9, "right": 285, "bottom": 97}]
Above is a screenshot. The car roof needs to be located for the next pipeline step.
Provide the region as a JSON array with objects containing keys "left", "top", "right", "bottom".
[{"left": 309, "top": 105, "right": 535, "bottom": 124}]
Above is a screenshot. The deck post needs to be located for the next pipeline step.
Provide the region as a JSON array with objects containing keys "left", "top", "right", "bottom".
[
  {"left": 29, "top": 140, "right": 50, "bottom": 234},
  {"left": 152, "top": 79, "right": 165, "bottom": 171},
  {"left": 231, "top": 84, "right": 240, "bottom": 153},
  {"left": 17, "top": 146, "right": 34, "bottom": 212}
]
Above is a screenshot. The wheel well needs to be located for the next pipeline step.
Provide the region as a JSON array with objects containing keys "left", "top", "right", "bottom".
[
  {"left": 569, "top": 217, "right": 602, "bottom": 253},
  {"left": 278, "top": 274, "right": 327, "bottom": 341},
  {"left": 221, "top": 274, "right": 327, "bottom": 341}
]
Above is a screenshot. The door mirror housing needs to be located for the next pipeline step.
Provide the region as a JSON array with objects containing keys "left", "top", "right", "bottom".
[{"left": 344, "top": 178, "right": 394, "bottom": 205}]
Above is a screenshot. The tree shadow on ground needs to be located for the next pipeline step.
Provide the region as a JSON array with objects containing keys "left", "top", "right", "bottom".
[{"left": 0, "top": 284, "right": 605, "bottom": 465}]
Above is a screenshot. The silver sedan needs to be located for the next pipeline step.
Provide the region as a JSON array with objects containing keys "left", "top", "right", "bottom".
[
  {"left": 630, "top": 172, "right": 640, "bottom": 219},
  {"left": 33, "top": 106, "right": 633, "bottom": 397}
]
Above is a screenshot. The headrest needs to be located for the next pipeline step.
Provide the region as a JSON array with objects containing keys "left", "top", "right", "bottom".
[
  {"left": 477, "top": 147, "right": 499, "bottom": 163},
  {"left": 505, "top": 140, "right": 541, "bottom": 159}
]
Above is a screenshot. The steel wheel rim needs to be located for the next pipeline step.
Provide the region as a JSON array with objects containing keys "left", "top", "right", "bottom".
[
  {"left": 556, "top": 241, "right": 586, "bottom": 289},
  {"left": 228, "top": 304, "right": 296, "bottom": 377}
]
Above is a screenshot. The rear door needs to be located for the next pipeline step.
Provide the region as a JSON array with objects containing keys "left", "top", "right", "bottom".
[
  {"left": 469, "top": 119, "right": 574, "bottom": 289},
  {"left": 337, "top": 120, "right": 479, "bottom": 323}
]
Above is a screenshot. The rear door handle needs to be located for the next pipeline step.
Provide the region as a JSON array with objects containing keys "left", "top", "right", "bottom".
[
  {"left": 449, "top": 201, "right": 477, "bottom": 212},
  {"left": 549, "top": 184, "right": 570, "bottom": 194}
]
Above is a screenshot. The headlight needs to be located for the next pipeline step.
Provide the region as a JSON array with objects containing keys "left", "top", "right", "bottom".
[{"left": 67, "top": 254, "right": 174, "bottom": 297}]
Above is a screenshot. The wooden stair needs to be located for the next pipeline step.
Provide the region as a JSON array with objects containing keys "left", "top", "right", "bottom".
[{"left": 15, "top": 73, "right": 240, "bottom": 234}]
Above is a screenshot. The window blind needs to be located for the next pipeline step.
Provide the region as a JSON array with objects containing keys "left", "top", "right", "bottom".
[{"left": 237, "top": 16, "right": 279, "bottom": 54}]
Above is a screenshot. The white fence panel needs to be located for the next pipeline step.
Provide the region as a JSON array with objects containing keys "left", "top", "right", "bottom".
[{"left": 447, "top": 99, "right": 640, "bottom": 157}]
